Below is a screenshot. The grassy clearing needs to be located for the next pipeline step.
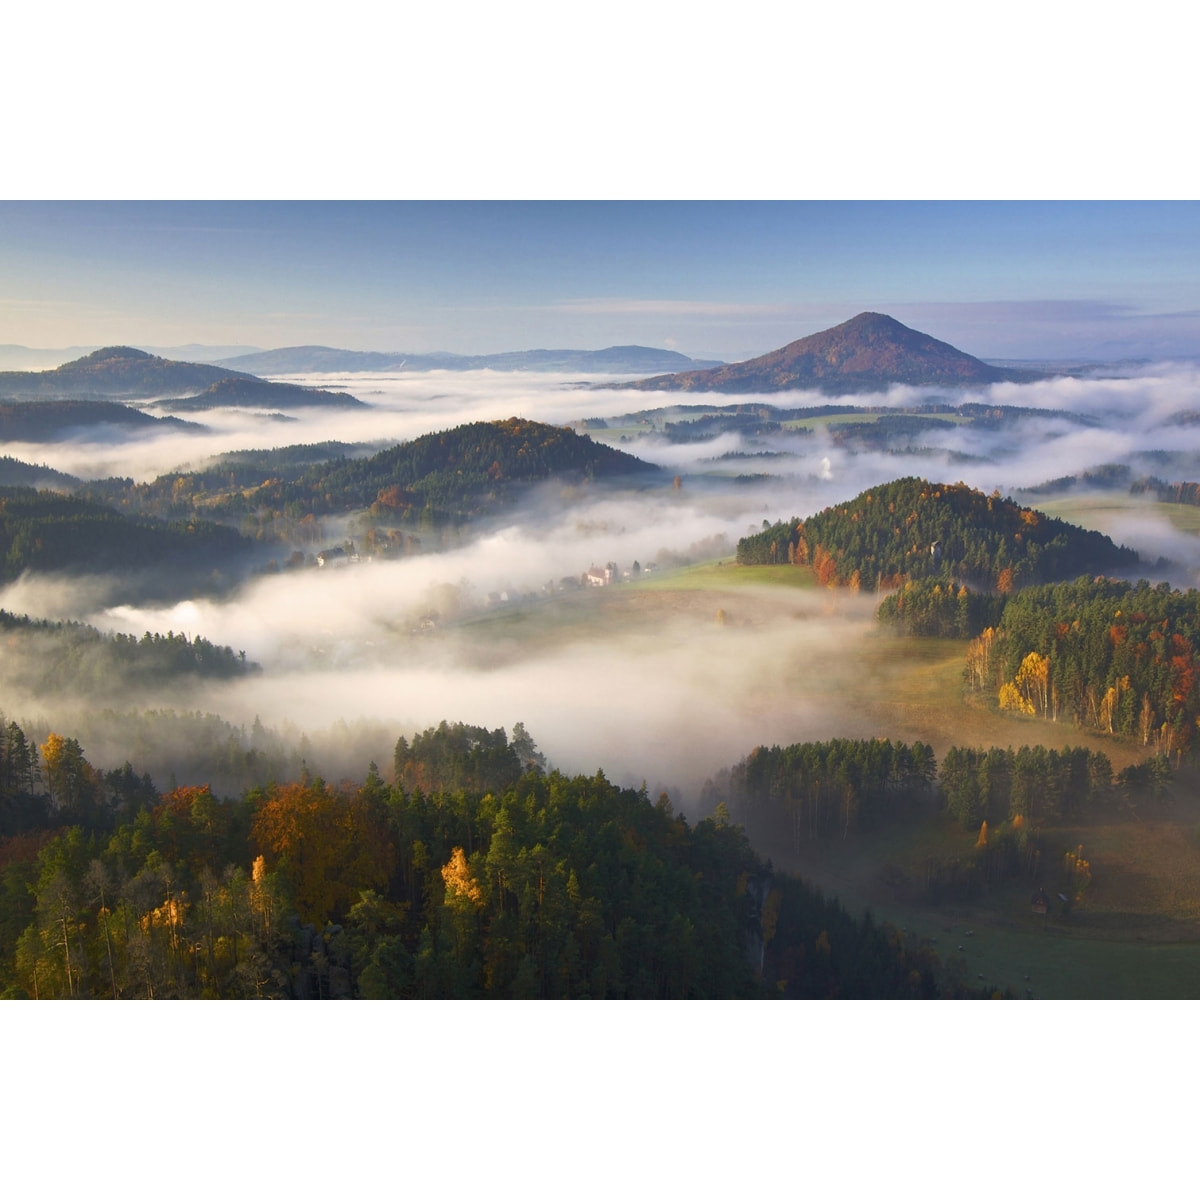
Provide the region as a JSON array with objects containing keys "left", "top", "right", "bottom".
[
  {"left": 634, "top": 559, "right": 816, "bottom": 592},
  {"left": 765, "top": 801, "right": 1200, "bottom": 998},
  {"left": 1036, "top": 492, "right": 1200, "bottom": 536},
  {"left": 781, "top": 412, "right": 970, "bottom": 432}
]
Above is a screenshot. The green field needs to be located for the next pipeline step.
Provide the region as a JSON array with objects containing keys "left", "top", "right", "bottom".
[
  {"left": 770, "top": 803, "right": 1200, "bottom": 999},
  {"left": 780, "top": 412, "right": 970, "bottom": 432},
  {"left": 635, "top": 559, "right": 817, "bottom": 591},
  {"left": 1036, "top": 491, "right": 1200, "bottom": 537}
]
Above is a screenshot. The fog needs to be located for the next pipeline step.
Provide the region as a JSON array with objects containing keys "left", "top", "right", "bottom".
[{"left": 8, "top": 364, "right": 1200, "bottom": 809}]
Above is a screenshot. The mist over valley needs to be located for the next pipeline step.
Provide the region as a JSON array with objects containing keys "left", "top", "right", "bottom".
[
  {"left": 11, "top": 334, "right": 1200, "bottom": 796},
  {"left": 10, "top": 303, "right": 1200, "bottom": 1000}
]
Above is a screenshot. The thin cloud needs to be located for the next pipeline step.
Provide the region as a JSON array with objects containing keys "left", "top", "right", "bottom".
[{"left": 551, "top": 297, "right": 788, "bottom": 318}]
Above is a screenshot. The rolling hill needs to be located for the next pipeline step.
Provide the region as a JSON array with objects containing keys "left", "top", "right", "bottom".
[
  {"left": 738, "top": 476, "right": 1139, "bottom": 590},
  {"left": 0, "top": 400, "right": 202, "bottom": 441},
  {"left": 150, "top": 377, "right": 364, "bottom": 411},
  {"left": 0, "top": 486, "right": 255, "bottom": 587},
  {"left": 0, "top": 347, "right": 363, "bottom": 410},
  {"left": 75, "top": 418, "right": 661, "bottom": 537},
  {"left": 622, "top": 312, "right": 1043, "bottom": 395},
  {"left": 0, "top": 346, "right": 253, "bottom": 399}
]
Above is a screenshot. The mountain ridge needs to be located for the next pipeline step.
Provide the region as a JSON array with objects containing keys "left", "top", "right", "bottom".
[{"left": 215, "top": 344, "right": 723, "bottom": 375}]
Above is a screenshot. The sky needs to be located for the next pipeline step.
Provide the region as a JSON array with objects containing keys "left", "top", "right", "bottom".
[{"left": 2, "top": 201, "right": 1200, "bottom": 362}]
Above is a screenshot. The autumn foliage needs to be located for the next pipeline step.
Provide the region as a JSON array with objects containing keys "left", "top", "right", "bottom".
[{"left": 252, "top": 780, "right": 393, "bottom": 925}]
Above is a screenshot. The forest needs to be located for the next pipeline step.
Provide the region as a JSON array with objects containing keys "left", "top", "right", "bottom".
[
  {"left": 710, "top": 733, "right": 1169, "bottom": 909},
  {"left": 0, "top": 486, "right": 253, "bottom": 586},
  {"left": 736, "top": 477, "right": 1138, "bottom": 590},
  {"left": 0, "top": 719, "right": 1003, "bottom": 999},
  {"left": 0, "top": 610, "right": 257, "bottom": 696},
  {"left": 965, "top": 577, "right": 1200, "bottom": 753},
  {"left": 875, "top": 576, "right": 1007, "bottom": 638},
  {"left": 877, "top": 570, "right": 1200, "bottom": 754},
  {"left": 74, "top": 417, "right": 660, "bottom": 541},
  {"left": 0, "top": 400, "right": 198, "bottom": 441}
]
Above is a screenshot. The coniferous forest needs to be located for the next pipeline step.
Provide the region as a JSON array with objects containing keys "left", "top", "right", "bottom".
[
  {"left": 0, "top": 719, "right": 1008, "bottom": 999},
  {"left": 737, "top": 477, "right": 1138, "bottom": 590}
]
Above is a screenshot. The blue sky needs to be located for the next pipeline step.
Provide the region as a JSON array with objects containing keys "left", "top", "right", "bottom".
[{"left": 2, "top": 201, "right": 1199, "bottom": 361}]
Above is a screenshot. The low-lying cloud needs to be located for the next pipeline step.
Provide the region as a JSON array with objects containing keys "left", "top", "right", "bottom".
[{"left": 9, "top": 364, "right": 1200, "bottom": 807}]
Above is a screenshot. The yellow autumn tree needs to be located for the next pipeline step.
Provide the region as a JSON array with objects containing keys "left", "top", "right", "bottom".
[
  {"left": 39, "top": 733, "right": 66, "bottom": 807},
  {"left": 441, "top": 846, "right": 484, "bottom": 962},
  {"left": 1014, "top": 652, "right": 1051, "bottom": 718},
  {"left": 441, "top": 846, "right": 483, "bottom": 908},
  {"left": 998, "top": 681, "right": 1034, "bottom": 715},
  {"left": 966, "top": 627, "right": 997, "bottom": 692},
  {"left": 1064, "top": 844, "right": 1092, "bottom": 900}
]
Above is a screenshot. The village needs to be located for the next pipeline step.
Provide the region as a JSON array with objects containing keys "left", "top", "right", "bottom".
[{"left": 304, "top": 540, "right": 657, "bottom": 635}]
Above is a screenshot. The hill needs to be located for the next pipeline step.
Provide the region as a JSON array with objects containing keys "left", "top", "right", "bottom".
[
  {"left": 0, "top": 399, "right": 202, "bottom": 441},
  {"left": 0, "top": 347, "right": 253, "bottom": 400},
  {"left": 150, "top": 377, "right": 364, "bottom": 411},
  {"left": 0, "top": 347, "right": 362, "bottom": 409},
  {"left": 76, "top": 419, "right": 660, "bottom": 540},
  {"left": 0, "top": 486, "right": 254, "bottom": 589},
  {"left": 216, "top": 344, "right": 723, "bottom": 375},
  {"left": 238, "top": 417, "right": 660, "bottom": 527},
  {"left": 622, "top": 312, "right": 1042, "bottom": 395},
  {"left": 737, "top": 477, "right": 1139, "bottom": 591},
  {"left": 0, "top": 717, "right": 993, "bottom": 999},
  {"left": 0, "top": 457, "right": 81, "bottom": 490}
]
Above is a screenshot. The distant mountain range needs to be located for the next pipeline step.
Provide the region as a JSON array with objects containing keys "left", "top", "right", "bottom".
[
  {"left": 0, "top": 347, "right": 362, "bottom": 411},
  {"left": 215, "top": 345, "right": 723, "bottom": 375},
  {"left": 619, "top": 313, "right": 1046, "bottom": 395}
]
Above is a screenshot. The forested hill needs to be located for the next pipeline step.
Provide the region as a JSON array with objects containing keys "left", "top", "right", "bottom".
[
  {"left": 0, "top": 456, "right": 81, "bottom": 490},
  {"left": 0, "top": 347, "right": 361, "bottom": 410},
  {"left": 0, "top": 400, "right": 201, "bottom": 442},
  {"left": 0, "top": 719, "right": 997, "bottom": 999},
  {"left": 83, "top": 418, "right": 660, "bottom": 534},
  {"left": 0, "top": 346, "right": 252, "bottom": 399},
  {"left": 0, "top": 487, "right": 253, "bottom": 585},
  {"left": 296, "top": 417, "right": 660, "bottom": 522},
  {"left": 150, "top": 377, "right": 364, "bottom": 411},
  {"left": 737, "top": 477, "right": 1139, "bottom": 591},
  {"left": 621, "top": 312, "right": 1042, "bottom": 395},
  {"left": 0, "top": 609, "right": 258, "bottom": 697}
]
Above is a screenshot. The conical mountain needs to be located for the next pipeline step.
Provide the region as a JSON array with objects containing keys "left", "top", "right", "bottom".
[{"left": 624, "top": 312, "right": 1040, "bottom": 394}]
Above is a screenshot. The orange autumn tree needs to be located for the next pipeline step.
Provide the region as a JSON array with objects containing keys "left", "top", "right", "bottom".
[{"left": 252, "top": 780, "right": 394, "bottom": 925}]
